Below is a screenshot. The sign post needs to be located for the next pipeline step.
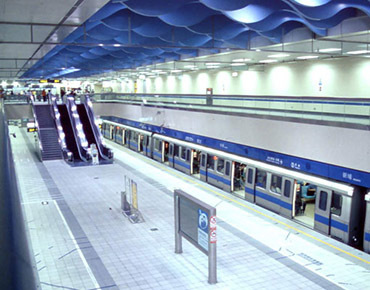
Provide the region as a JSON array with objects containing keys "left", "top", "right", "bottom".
[{"left": 174, "top": 189, "right": 217, "bottom": 284}]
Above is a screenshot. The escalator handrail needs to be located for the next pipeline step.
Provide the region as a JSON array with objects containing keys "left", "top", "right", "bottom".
[
  {"left": 63, "top": 95, "right": 91, "bottom": 163},
  {"left": 80, "top": 95, "right": 113, "bottom": 160},
  {"left": 49, "top": 94, "right": 70, "bottom": 160}
]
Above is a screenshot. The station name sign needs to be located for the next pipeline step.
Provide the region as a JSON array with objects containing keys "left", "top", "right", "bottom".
[{"left": 39, "top": 79, "right": 61, "bottom": 84}]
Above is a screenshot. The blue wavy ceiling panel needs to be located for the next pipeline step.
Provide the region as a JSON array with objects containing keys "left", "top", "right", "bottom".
[{"left": 22, "top": 0, "right": 370, "bottom": 79}]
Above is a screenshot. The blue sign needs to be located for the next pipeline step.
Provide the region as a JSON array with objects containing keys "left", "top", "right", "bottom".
[{"left": 198, "top": 209, "right": 209, "bottom": 251}]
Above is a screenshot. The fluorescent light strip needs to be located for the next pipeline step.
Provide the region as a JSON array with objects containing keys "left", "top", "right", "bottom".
[
  {"left": 268, "top": 54, "right": 290, "bottom": 58},
  {"left": 319, "top": 48, "right": 341, "bottom": 53},
  {"left": 297, "top": 55, "right": 319, "bottom": 60},
  {"left": 206, "top": 62, "right": 221, "bottom": 65},
  {"left": 230, "top": 63, "right": 246, "bottom": 66},
  {"left": 259, "top": 59, "right": 278, "bottom": 63},
  {"left": 346, "top": 50, "right": 370, "bottom": 55},
  {"left": 232, "top": 58, "right": 251, "bottom": 62}
]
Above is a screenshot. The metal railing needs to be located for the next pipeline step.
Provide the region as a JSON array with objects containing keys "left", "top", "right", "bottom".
[{"left": 90, "top": 93, "right": 370, "bottom": 127}]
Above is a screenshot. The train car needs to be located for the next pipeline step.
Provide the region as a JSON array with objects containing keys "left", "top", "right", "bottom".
[
  {"left": 365, "top": 193, "right": 370, "bottom": 253},
  {"left": 101, "top": 120, "right": 367, "bottom": 250}
]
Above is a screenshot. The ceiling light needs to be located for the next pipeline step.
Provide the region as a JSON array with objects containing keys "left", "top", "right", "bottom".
[
  {"left": 231, "top": 63, "right": 246, "bottom": 66},
  {"left": 297, "top": 55, "right": 319, "bottom": 60},
  {"left": 113, "top": 44, "right": 121, "bottom": 47},
  {"left": 99, "top": 44, "right": 104, "bottom": 47},
  {"left": 259, "top": 59, "right": 278, "bottom": 63},
  {"left": 318, "top": 48, "right": 341, "bottom": 53},
  {"left": 206, "top": 65, "right": 220, "bottom": 69},
  {"left": 152, "top": 70, "right": 162, "bottom": 73},
  {"left": 346, "top": 50, "right": 370, "bottom": 55},
  {"left": 206, "top": 62, "right": 220, "bottom": 66},
  {"left": 171, "top": 69, "right": 182, "bottom": 73},
  {"left": 184, "top": 65, "right": 197, "bottom": 69},
  {"left": 268, "top": 54, "right": 290, "bottom": 58},
  {"left": 232, "top": 72, "right": 238, "bottom": 77}
]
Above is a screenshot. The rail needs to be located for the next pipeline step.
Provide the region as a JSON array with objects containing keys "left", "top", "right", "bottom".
[{"left": 0, "top": 99, "right": 38, "bottom": 290}]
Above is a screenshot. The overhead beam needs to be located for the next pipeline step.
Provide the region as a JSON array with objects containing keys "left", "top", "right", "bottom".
[{"left": 0, "top": 21, "right": 79, "bottom": 27}]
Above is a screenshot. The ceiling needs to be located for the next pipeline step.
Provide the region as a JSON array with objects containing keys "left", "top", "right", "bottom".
[{"left": 1, "top": 0, "right": 370, "bottom": 81}]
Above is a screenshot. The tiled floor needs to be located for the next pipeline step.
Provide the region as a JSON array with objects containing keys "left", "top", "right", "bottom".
[{"left": 11, "top": 126, "right": 370, "bottom": 290}]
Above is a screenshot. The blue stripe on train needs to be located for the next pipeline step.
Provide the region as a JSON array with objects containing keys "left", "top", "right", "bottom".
[
  {"left": 365, "top": 232, "right": 370, "bottom": 242},
  {"left": 314, "top": 214, "right": 349, "bottom": 232},
  {"left": 153, "top": 151, "right": 162, "bottom": 158},
  {"left": 255, "top": 190, "right": 292, "bottom": 210},
  {"left": 103, "top": 116, "right": 370, "bottom": 188},
  {"left": 174, "top": 159, "right": 190, "bottom": 169},
  {"left": 199, "top": 169, "right": 230, "bottom": 186}
]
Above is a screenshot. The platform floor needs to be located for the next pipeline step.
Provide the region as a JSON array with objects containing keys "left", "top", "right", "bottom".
[{"left": 10, "top": 126, "right": 370, "bottom": 290}]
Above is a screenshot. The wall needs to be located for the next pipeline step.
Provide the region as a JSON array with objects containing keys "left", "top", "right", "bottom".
[
  {"left": 135, "top": 57, "right": 370, "bottom": 97},
  {"left": 93, "top": 102, "right": 370, "bottom": 174}
]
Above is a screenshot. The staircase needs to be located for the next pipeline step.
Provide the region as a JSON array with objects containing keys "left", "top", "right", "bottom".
[
  {"left": 39, "top": 129, "right": 62, "bottom": 160},
  {"left": 33, "top": 105, "right": 62, "bottom": 161}
]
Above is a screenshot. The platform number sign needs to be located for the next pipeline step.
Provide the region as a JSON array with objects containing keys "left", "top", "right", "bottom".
[{"left": 198, "top": 209, "right": 209, "bottom": 251}]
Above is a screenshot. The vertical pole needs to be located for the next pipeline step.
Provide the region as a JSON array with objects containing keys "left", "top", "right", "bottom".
[
  {"left": 174, "top": 192, "right": 182, "bottom": 254},
  {"left": 208, "top": 207, "right": 217, "bottom": 284}
]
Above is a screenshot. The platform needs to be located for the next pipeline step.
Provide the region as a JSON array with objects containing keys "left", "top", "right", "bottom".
[{"left": 10, "top": 126, "right": 370, "bottom": 290}]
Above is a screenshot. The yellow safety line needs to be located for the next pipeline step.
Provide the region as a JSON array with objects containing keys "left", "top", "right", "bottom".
[{"left": 113, "top": 142, "right": 370, "bottom": 265}]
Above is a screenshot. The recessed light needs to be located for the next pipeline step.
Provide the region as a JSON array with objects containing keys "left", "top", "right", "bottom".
[
  {"left": 268, "top": 54, "right": 290, "bottom": 58},
  {"left": 297, "top": 55, "right": 319, "bottom": 60},
  {"left": 346, "top": 50, "right": 370, "bottom": 55},
  {"left": 319, "top": 48, "right": 341, "bottom": 53},
  {"left": 259, "top": 59, "right": 278, "bottom": 63},
  {"left": 113, "top": 44, "right": 121, "bottom": 47}
]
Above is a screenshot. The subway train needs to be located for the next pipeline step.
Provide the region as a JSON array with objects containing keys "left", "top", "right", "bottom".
[{"left": 102, "top": 120, "right": 370, "bottom": 253}]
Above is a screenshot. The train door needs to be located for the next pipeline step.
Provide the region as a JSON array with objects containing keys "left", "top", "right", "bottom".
[
  {"left": 255, "top": 171, "right": 280, "bottom": 214},
  {"left": 245, "top": 167, "right": 256, "bottom": 202},
  {"left": 169, "top": 143, "right": 175, "bottom": 167},
  {"left": 232, "top": 162, "right": 246, "bottom": 199},
  {"left": 153, "top": 138, "right": 162, "bottom": 162},
  {"left": 279, "top": 177, "right": 294, "bottom": 218},
  {"left": 200, "top": 153, "right": 207, "bottom": 182},
  {"left": 185, "top": 148, "right": 191, "bottom": 175},
  {"left": 210, "top": 157, "right": 232, "bottom": 192},
  {"left": 163, "top": 141, "right": 169, "bottom": 163},
  {"left": 314, "top": 188, "right": 333, "bottom": 235},
  {"left": 192, "top": 150, "right": 201, "bottom": 178},
  {"left": 138, "top": 134, "right": 144, "bottom": 154}
]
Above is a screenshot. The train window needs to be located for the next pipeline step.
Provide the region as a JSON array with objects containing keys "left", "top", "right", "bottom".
[
  {"left": 283, "top": 180, "right": 291, "bottom": 198},
  {"left": 319, "top": 191, "right": 328, "bottom": 211},
  {"left": 201, "top": 154, "right": 205, "bottom": 167},
  {"left": 225, "top": 162, "right": 230, "bottom": 176},
  {"left": 181, "top": 147, "right": 186, "bottom": 159},
  {"left": 270, "top": 175, "right": 282, "bottom": 194},
  {"left": 174, "top": 145, "right": 179, "bottom": 157},
  {"left": 154, "top": 139, "right": 161, "bottom": 151},
  {"left": 247, "top": 169, "right": 253, "bottom": 184},
  {"left": 186, "top": 149, "right": 190, "bottom": 161},
  {"left": 208, "top": 155, "right": 215, "bottom": 169},
  {"left": 256, "top": 170, "right": 267, "bottom": 189},
  {"left": 217, "top": 159, "right": 225, "bottom": 173},
  {"left": 331, "top": 192, "right": 342, "bottom": 216}
]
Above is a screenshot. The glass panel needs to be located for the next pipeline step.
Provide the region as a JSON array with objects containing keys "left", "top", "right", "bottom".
[
  {"left": 247, "top": 168, "right": 253, "bottom": 184},
  {"left": 217, "top": 158, "right": 225, "bottom": 173},
  {"left": 256, "top": 170, "right": 267, "bottom": 189},
  {"left": 319, "top": 191, "right": 328, "bottom": 211},
  {"left": 270, "top": 175, "right": 282, "bottom": 194},
  {"left": 201, "top": 154, "right": 205, "bottom": 167},
  {"left": 225, "top": 162, "right": 230, "bottom": 176},
  {"left": 283, "top": 180, "right": 291, "bottom": 198},
  {"left": 331, "top": 192, "right": 342, "bottom": 216},
  {"left": 208, "top": 155, "right": 215, "bottom": 169},
  {"left": 181, "top": 147, "right": 186, "bottom": 159},
  {"left": 174, "top": 144, "right": 179, "bottom": 157}
]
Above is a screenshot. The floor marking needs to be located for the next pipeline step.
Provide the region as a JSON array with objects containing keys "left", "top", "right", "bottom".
[
  {"left": 54, "top": 200, "right": 101, "bottom": 290},
  {"left": 109, "top": 141, "right": 370, "bottom": 265}
]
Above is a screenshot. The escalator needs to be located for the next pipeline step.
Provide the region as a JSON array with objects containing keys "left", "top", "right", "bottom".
[
  {"left": 57, "top": 104, "right": 83, "bottom": 163},
  {"left": 78, "top": 96, "right": 113, "bottom": 163}
]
